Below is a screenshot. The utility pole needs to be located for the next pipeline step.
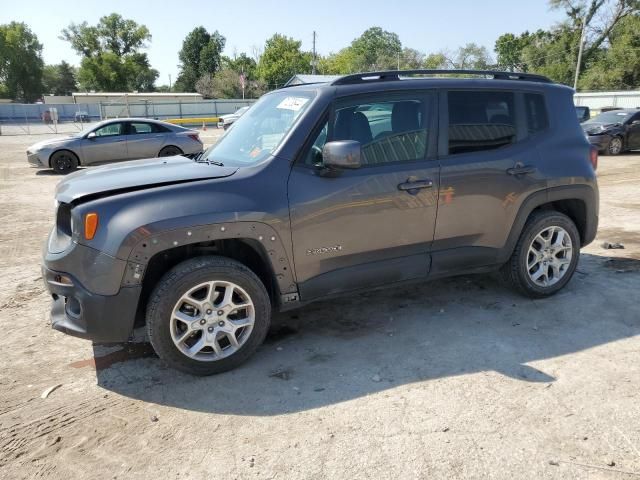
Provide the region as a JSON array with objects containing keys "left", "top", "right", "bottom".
[
  {"left": 573, "top": 13, "right": 588, "bottom": 90},
  {"left": 312, "top": 31, "right": 317, "bottom": 75}
]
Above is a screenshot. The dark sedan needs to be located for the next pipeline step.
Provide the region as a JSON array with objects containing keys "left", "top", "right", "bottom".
[{"left": 582, "top": 109, "right": 640, "bottom": 155}]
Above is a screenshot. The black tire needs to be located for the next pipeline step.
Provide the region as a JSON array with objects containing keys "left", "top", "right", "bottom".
[
  {"left": 146, "top": 256, "right": 271, "bottom": 375},
  {"left": 50, "top": 150, "right": 78, "bottom": 174},
  {"left": 501, "top": 210, "right": 580, "bottom": 298},
  {"left": 158, "top": 145, "right": 183, "bottom": 157},
  {"left": 606, "top": 136, "right": 624, "bottom": 156}
]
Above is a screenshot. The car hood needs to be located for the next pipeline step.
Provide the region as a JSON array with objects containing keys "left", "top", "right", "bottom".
[
  {"left": 28, "top": 136, "right": 76, "bottom": 151},
  {"left": 582, "top": 122, "right": 619, "bottom": 135},
  {"left": 219, "top": 113, "right": 238, "bottom": 121},
  {"left": 56, "top": 155, "right": 238, "bottom": 203}
]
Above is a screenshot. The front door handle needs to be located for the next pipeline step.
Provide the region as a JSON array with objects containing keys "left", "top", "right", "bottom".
[
  {"left": 506, "top": 163, "right": 536, "bottom": 176},
  {"left": 398, "top": 179, "right": 433, "bottom": 192}
]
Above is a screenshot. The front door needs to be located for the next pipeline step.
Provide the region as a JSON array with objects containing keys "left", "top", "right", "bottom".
[
  {"left": 288, "top": 91, "right": 439, "bottom": 301},
  {"left": 626, "top": 112, "right": 640, "bottom": 150},
  {"left": 81, "top": 121, "right": 128, "bottom": 165}
]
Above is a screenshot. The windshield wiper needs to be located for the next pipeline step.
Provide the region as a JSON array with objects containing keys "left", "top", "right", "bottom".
[{"left": 193, "top": 152, "right": 224, "bottom": 166}]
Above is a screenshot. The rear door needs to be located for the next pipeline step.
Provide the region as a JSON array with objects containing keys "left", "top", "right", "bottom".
[
  {"left": 432, "top": 89, "right": 548, "bottom": 275},
  {"left": 81, "top": 121, "right": 128, "bottom": 165},
  {"left": 125, "top": 121, "right": 168, "bottom": 159},
  {"left": 288, "top": 90, "right": 440, "bottom": 300}
]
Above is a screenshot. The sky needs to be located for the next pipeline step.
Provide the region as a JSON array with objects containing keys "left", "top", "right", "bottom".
[{"left": 3, "top": 0, "right": 567, "bottom": 86}]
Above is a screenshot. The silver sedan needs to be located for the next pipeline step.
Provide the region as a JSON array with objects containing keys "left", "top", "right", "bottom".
[{"left": 27, "top": 118, "right": 204, "bottom": 174}]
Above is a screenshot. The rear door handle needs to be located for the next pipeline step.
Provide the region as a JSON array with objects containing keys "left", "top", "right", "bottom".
[
  {"left": 398, "top": 179, "right": 433, "bottom": 191},
  {"left": 506, "top": 164, "right": 536, "bottom": 176}
]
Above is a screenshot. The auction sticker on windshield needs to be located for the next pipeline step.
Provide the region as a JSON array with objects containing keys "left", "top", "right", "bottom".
[{"left": 277, "top": 97, "right": 309, "bottom": 111}]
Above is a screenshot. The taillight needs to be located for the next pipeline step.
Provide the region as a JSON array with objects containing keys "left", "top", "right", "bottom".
[
  {"left": 188, "top": 134, "right": 201, "bottom": 142},
  {"left": 84, "top": 212, "right": 99, "bottom": 240},
  {"left": 589, "top": 146, "right": 598, "bottom": 171}
]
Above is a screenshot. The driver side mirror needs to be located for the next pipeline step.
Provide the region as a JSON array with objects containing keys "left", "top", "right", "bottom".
[
  {"left": 86, "top": 131, "right": 97, "bottom": 140},
  {"left": 632, "top": 120, "right": 640, "bottom": 126},
  {"left": 322, "top": 140, "right": 362, "bottom": 170}
]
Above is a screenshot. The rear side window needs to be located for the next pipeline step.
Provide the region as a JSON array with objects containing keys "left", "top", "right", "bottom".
[
  {"left": 524, "top": 93, "right": 549, "bottom": 134},
  {"left": 447, "top": 91, "right": 516, "bottom": 155}
]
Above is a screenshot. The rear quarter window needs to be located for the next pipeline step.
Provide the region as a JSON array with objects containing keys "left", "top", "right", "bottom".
[{"left": 524, "top": 93, "right": 549, "bottom": 134}]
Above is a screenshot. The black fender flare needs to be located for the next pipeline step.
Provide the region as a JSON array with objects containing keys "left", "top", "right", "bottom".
[
  {"left": 499, "top": 184, "right": 598, "bottom": 264},
  {"left": 121, "top": 221, "right": 297, "bottom": 296}
]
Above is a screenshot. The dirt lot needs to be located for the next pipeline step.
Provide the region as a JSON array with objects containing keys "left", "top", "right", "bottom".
[{"left": 1, "top": 131, "right": 639, "bottom": 480}]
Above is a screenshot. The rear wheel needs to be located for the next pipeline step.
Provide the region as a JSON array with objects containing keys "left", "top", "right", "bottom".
[
  {"left": 146, "top": 256, "right": 271, "bottom": 375},
  {"left": 501, "top": 211, "right": 580, "bottom": 298},
  {"left": 158, "top": 145, "right": 183, "bottom": 157},
  {"left": 50, "top": 150, "right": 78, "bottom": 174},
  {"left": 607, "top": 136, "right": 623, "bottom": 156}
]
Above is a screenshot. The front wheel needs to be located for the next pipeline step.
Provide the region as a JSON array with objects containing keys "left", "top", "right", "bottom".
[
  {"left": 607, "top": 136, "right": 623, "bottom": 156},
  {"left": 50, "top": 150, "right": 78, "bottom": 174},
  {"left": 501, "top": 211, "right": 580, "bottom": 298},
  {"left": 146, "top": 256, "right": 271, "bottom": 375}
]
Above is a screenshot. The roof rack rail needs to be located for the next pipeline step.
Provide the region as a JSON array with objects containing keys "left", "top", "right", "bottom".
[{"left": 331, "top": 69, "right": 553, "bottom": 86}]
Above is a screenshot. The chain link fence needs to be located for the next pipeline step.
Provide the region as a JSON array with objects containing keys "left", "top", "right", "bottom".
[{"left": 0, "top": 99, "right": 256, "bottom": 136}]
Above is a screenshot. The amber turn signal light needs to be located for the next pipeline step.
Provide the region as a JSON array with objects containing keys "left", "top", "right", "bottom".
[{"left": 84, "top": 212, "right": 99, "bottom": 240}]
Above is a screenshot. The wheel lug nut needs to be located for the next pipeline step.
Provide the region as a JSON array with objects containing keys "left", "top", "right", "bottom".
[
  {"left": 206, "top": 309, "right": 212, "bottom": 315},
  {"left": 217, "top": 310, "right": 224, "bottom": 316},
  {"left": 208, "top": 327, "right": 214, "bottom": 333},
  {"left": 199, "top": 319, "right": 206, "bottom": 325},
  {"left": 218, "top": 321, "right": 225, "bottom": 327}
]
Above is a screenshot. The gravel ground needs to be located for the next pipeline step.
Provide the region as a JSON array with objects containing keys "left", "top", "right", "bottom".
[{"left": 0, "top": 132, "right": 639, "bottom": 480}]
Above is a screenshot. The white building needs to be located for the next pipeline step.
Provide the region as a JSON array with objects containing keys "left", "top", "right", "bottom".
[{"left": 574, "top": 90, "right": 640, "bottom": 113}]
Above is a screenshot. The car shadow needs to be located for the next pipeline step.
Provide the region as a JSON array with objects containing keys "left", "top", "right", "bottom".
[
  {"left": 35, "top": 167, "right": 85, "bottom": 177},
  {"left": 92, "top": 252, "right": 640, "bottom": 416}
]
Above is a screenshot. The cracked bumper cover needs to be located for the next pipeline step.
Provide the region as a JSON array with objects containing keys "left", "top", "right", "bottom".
[{"left": 43, "top": 237, "right": 142, "bottom": 343}]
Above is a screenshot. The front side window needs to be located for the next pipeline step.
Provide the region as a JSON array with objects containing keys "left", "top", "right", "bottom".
[
  {"left": 447, "top": 91, "right": 516, "bottom": 155},
  {"left": 303, "top": 95, "right": 430, "bottom": 167},
  {"left": 94, "top": 122, "right": 123, "bottom": 137},
  {"left": 201, "top": 90, "right": 315, "bottom": 167}
]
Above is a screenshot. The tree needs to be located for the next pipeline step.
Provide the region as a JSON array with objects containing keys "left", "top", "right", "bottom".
[
  {"left": 257, "top": 34, "right": 311, "bottom": 88},
  {"left": 61, "top": 13, "right": 158, "bottom": 91},
  {"left": 196, "top": 68, "right": 266, "bottom": 99},
  {"left": 0, "top": 22, "right": 44, "bottom": 102},
  {"left": 579, "top": 13, "right": 640, "bottom": 89},
  {"left": 350, "top": 27, "right": 402, "bottom": 70},
  {"left": 42, "top": 61, "right": 77, "bottom": 95},
  {"left": 175, "top": 27, "right": 226, "bottom": 92}
]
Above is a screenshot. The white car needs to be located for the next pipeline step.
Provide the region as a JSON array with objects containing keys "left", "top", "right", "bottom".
[{"left": 217, "top": 106, "right": 250, "bottom": 130}]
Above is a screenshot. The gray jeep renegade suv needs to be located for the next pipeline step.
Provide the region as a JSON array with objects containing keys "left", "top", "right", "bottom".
[{"left": 43, "top": 70, "right": 599, "bottom": 375}]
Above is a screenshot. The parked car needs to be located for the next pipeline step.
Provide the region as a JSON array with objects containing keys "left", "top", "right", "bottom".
[
  {"left": 74, "top": 111, "right": 90, "bottom": 122},
  {"left": 43, "top": 70, "right": 598, "bottom": 375},
  {"left": 27, "top": 118, "right": 203, "bottom": 174},
  {"left": 582, "top": 108, "right": 640, "bottom": 155},
  {"left": 575, "top": 105, "right": 590, "bottom": 122},
  {"left": 217, "top": 106, "right": 250, "bottom": 130}
]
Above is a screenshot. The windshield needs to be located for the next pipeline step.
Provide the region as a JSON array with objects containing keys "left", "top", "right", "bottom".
[
  {"left": 586, "top": 111, "right": 632, "bottom": 125},
  {"left": 202, "top": 90, "right": 315, "bottom": 166}
]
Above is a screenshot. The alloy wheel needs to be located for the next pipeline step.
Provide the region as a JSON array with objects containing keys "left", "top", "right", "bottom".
[
  {"left": 526, "top": 225, "right": 573, "bottom": 287},
  {"left": 170, "top": 281, "right": 255, "bottom": 361}
]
